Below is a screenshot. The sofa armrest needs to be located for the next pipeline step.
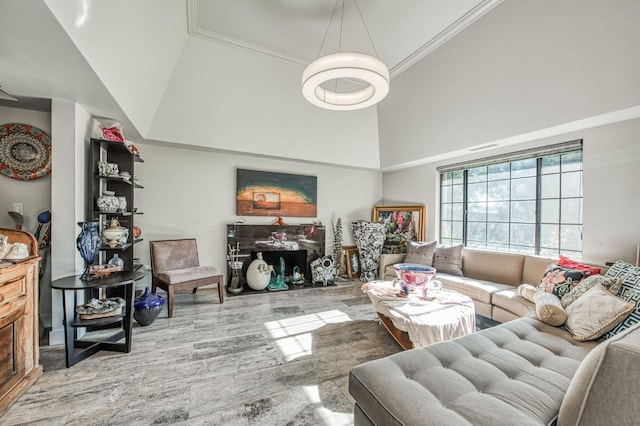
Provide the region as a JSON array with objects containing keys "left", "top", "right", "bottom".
[{"left": 378, "top": 254, "right": 406, "bottom": 280}]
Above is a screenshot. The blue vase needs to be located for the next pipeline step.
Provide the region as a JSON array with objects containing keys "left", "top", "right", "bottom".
[
  {"left": 134, "top": 288, "right": 165, "bottom": 326},
  {"left": 76, "top": 222, "right": 102, "bottom": 280}
]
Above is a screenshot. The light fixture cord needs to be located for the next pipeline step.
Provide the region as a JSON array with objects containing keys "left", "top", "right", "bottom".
[
  {"left": 316, "top": 0, "right": 342, "bottom": 58},
  {"left": 353, "top": 0, "right": 380, "bottom": 58}
]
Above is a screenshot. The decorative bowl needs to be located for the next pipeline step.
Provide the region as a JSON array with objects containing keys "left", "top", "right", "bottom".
[{"left": 393, "top": 263, "right": 436, "bottom": 287}]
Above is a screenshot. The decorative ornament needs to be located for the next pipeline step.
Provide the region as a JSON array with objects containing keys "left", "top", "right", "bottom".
[
  {"left": 134, "top": 288, "right": 165, "bottom": 326},
  {"left": 0, "top": 123, "right": 51, "bottom": 180}
]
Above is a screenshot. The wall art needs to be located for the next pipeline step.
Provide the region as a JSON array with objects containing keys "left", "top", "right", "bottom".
[
  {"left": 0, "top": 123, "right": 51, "bottom": 180},
  {"left": 236, "top": 169, "right": 317, "bottom": 217},
  {"left": 373, "top": 205, "right": 426, "bottom": 254}
]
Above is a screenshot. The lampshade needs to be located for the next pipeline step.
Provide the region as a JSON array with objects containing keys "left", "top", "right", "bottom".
[
  {"left": 302, "top": 0, "right": 389, "bottom": 111},
  {"left": 302, "top": 52, "right": 389, "bottom": 111}
]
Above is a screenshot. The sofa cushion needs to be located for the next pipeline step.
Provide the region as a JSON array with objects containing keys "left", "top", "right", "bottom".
[
  {"left": 537, "top": 264, "right": 590, "bottom": 298},
  {"left": 462, "top": 248, "right": 525, "bottom": 286},
  {"left": 492, "top": 288, "right": 535, "bottom": 319},
  {"left": 564, "top": 284, "right": 634, "bottom": 341},
  {"left": 521, "top": 255, "right": 556, "bottom": 286},
  {"left": 533, "top": 292, "right": 566, "bottom": 327},
  {"left": 558, "top": 255, "right": 602, "bottom": 275},
  {"left": 432, "top": 244, "right": 464, "bottom": 276},
  {"left": 349, "top": 318, "right": 597, "bottom": 426},
  {"left": 404, "top": 240, "right": 437, "bottom": 265},
  {"left": 560, "top": 274, "right": 622, "bottom": 308},
  {"left": 438, "top": 274, "right": 513, "bottom": 304},
  {"left": 602, "top": 261, "right": 640, "bottom": 339}
]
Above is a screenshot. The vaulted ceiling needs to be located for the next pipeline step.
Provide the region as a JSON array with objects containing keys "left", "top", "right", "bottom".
[{"left": 0, "top": 0, "right": 501, "bottom": 169}]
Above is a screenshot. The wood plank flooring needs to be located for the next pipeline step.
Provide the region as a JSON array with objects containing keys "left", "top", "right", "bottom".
[{"left": 1, "top": 280, "right": 400, "bottom": 425}]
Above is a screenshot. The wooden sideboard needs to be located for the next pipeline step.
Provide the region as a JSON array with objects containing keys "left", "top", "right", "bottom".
[{"left": 0, "top": 228, "right": 42, "bottom": 414}]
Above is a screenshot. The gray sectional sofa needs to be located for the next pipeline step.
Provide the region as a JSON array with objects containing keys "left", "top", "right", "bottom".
[
  {"left": 350, "top": 317, "right": 640, "bottom": 425},
  {"left": 348, "top": 247, "right": 637, "bottom": 425}
]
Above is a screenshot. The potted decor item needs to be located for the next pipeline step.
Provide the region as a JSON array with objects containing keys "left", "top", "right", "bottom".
[
  {"left": 133, "top": 288, "right": 165, "bottom": 326},
  {"left": 101, "top": 217, "right": 127, "bottom": 248},
  {"left": 246, "top": 252, "right": 272, "bottom": 290},
  {"left": 96, "top": 190, "right": 120, "bottom": 213}
]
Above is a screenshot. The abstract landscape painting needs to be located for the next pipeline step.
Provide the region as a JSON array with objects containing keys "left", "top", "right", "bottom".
[{"left": 236, "top": 169, "right": 317, "bottom": 217}]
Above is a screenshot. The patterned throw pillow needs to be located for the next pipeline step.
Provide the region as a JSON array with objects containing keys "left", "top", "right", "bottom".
[
  {"left": 602, "top": 261, "right": 640, "bottom": 339},
  {"left": 560, "top": 274, "right": 622, "bottom": 308},
  {"left": 432, "top": 244, "right": 463, "bottom": 276},
  {"left": 537, "top": 264, "right": 590, "bottom": 298},
  {"left": 404, "top": 241, "right": 437, "bottom": 266},
  {"left": 565, "top": 284, "right": 634, "bottom": 341}
]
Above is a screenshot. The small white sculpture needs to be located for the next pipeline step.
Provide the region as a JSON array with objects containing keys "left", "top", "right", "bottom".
[{"left": 0, "top": 234, "right": 30, "bottom": 260}]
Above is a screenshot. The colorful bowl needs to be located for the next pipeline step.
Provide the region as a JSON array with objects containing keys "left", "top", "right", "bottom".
[{"left": 393, "top": 263, "right": 436, "bottom": 287}]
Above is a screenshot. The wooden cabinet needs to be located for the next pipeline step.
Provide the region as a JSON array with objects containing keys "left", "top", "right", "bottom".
[
  {"left": 0, "top": 228, "right": 42, "bottom": 414},
  {"left": 89, "top": 139, "right": 144, "bottom": 272}
]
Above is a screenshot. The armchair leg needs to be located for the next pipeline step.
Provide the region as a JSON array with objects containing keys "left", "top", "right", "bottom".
[
  {"left": 167, "top": 287, "right": 175, "bottom": 318},
  {"left": 217, "top": 277, "right": 224, "bottom": 304}
]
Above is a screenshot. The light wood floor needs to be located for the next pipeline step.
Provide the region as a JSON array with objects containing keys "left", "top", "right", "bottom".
[{"left": 1, "top": 281, "right": 400, "bottom": 425}]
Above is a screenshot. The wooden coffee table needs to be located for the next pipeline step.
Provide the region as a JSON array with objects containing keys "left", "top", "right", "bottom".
[{"left": 363, "top": 281, "right": 476, "bottom": 350}]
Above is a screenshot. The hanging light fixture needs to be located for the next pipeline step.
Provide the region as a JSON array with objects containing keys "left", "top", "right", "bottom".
[{"left": 302, "top": 0, "right": 389, "bottom": 111}]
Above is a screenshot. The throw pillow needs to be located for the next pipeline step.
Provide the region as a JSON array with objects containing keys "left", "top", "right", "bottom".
[
  {"left": 432, "top": 244, "right": 463, "bottom": 276},
  {"left": 537, "top": 264, "right": 589, "bottom": 299},
  {"left": 517, "top": 283, "right": 539, "bottom": 302},
  {"left": 602, "top": 261, "right": 640, "bottom": 339},
  {"left": 557, "top": 255, "right": 602, "bottom": 275},
  {"left": 560, "top": 274, "right": 622, "bottom": 308},
  {"left": 404, "top": 241, "right": 437, "bottom": 266},
  {"left": 533, "top": 292, "right": 566, "bottom": 326},
  {"left": 564, "top": 284, "right": 634, "bottom": 341},
  {"left": 604, "top": 260, "right": 635, "bottom": 279}
]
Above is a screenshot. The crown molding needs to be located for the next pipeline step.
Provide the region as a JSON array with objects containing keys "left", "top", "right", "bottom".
[
  {"left": 187, "top": 0, "right": 306, "bottom": 67},
  {"left": 390, "top": 0, "right": 504, "bottom": 78},
  {"left": 188, "top": 0, "right": 504, "bottom": 77}
]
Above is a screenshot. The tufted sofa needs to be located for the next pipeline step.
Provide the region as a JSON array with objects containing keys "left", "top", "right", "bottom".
[
  {"left": 349, "top": 317, "right": 640, "bottom": 425},
  {"left": 379, "top": 247, "right": 605, "bottom": 323}
]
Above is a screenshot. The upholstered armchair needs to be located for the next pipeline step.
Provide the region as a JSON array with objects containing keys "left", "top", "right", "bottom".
[{"left": 149, "top": 239, "right": 223, "bottom": 318}]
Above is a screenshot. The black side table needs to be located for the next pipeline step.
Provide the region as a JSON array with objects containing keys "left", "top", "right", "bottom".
[{"left": 51, "top": 271, "right": 145, "bottom": 367}]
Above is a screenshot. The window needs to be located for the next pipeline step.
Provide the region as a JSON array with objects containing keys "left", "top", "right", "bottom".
[{"left": 439, "top": 141, "right": 583, "bottom": 258}]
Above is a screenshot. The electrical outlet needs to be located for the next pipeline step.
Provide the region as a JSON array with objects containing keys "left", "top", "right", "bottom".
[{"left": 12, "top": 203, "right": 23, "bottom": 215}]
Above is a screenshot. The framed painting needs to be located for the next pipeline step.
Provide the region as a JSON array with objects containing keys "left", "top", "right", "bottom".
[
  {"left": 373, "top": 205, "right": 426, "bottom": 254},
  {"left": 344, "top": 247, "right": 360, "bottom": 279},
  {"left": 236, "top": 169, "right": 317, "bottom": 217}
]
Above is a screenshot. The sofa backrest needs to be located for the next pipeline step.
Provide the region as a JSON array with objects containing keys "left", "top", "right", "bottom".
[
  {"left": 462, "top": 248, "right": 525, "bottom": 286},
  {"left": 521, "top": 255, "right": 556, "bottom": 285},
  {"left": 558, "top": 322, "right": 640, "bottom": 426}
]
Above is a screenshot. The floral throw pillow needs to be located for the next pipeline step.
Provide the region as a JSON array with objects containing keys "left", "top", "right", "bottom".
[{"left": 537, "top": 263, "right": 590, "bottom": 299}]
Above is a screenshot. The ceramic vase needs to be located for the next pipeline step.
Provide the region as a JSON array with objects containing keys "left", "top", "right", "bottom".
[
  {"left": 108, "top": 253, "right": 125, "bottom": 269},
  {"left": 351, "top": 221, "right": 386, "bottom": 282},
  {"left": 246, "top": 252, "right": 271, "bottom": 290},
  {"left": 76, "top": 222, "right": 102, "bottom": 280},
  {"left": 133, "top": 288, "right": 165, "bottom": 326},
  {"left": 97, "top": 190, "right": 119, "bottom": 213}
]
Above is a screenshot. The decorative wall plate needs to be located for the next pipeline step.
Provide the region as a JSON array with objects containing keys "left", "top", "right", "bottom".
[{"left": 0, "top": 123, "right": 52, "bottom": 180}]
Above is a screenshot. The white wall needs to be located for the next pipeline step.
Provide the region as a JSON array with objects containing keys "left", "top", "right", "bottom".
[
  {"left": 146, "top": 37, "right": 381, "bottom": 169},
  {"left": 0, "top": 106, "right": 52, "bottom": 231},
  {"left": 0, "top": 105, "right": 52, "bottom": 325},
  {"left": 378, "top": 0, "right": 640, "bottom": 170},
  {"left": 133, "top": 141, "right": 383, "bottom": 272},
  {"left": 382, "top": 118, "right": 640, "bottom": 266},
  {"left": 44, "top": 0, "right": 189, "bottom": 136},
  {"left": 49, "top": 100, "right": 93, "bottom": 345}
]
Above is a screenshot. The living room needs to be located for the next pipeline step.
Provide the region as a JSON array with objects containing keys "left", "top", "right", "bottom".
[{"left": 1, "top": 0, "right": 639, "bottom": 424}]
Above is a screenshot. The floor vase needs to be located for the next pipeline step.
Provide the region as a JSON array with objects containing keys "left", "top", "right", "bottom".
[{"left": 351, "top": 221, "right": 385, "bottom": 282}]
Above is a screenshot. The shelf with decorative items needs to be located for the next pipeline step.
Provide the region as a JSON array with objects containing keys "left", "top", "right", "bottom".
[{"left": 89, "top": 138, "right": 144, "bottom": 276}]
